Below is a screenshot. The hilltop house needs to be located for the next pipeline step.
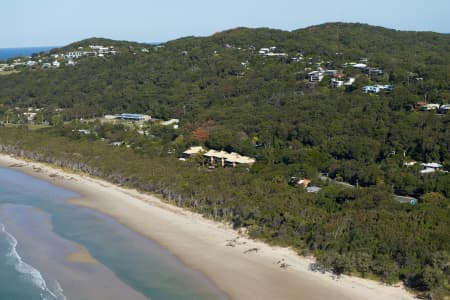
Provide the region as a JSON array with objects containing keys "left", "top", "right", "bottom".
[
  {"left": 420, "top": 103, "right": 440, "bottom": 111},
  {"left": 26, "top": 60, "right": 37, "bottom": 67},
  {"left": 330, "top": 78, "right": 344, "bottom": 88},
  {"left": 308, "top": 71, "right": 324, "bottom": 82},
  {"left": 161, "top": 119, "right": 179, "bottom": 129},
  {"left": 352, "top": 63, "right": 367, "bottom": 69},
  {"left": 344, "top": 77, "right": 355, "bottom": 86},
  {"left": 363, "top": 67, "right": 384, "bottom": 76},
  {"left": 258, "top": 47, "right": 287, "bottom": 57},
  {"left": 362, "top": 84, "right": 393, "bottom": 94},
  {"left": 439, "top": 104, "right": 450, "bottom": 114},
  {"left": 258, "top": 48, "right": 270, "bottom": 55},
  {"left": 420, "top": 162, "right": 444, "bottom": 174},
  {"left": 66, "top": 51, "right": 83, "bottom": 59}
]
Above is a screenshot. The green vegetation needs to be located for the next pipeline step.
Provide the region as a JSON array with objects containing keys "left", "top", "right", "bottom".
[{"left": 0, "top": 23, "right": 448, "bottom": 297}]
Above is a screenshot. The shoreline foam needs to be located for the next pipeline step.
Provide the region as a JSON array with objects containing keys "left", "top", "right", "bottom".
[{"left": 0, "top": 153, "right": 416, "bottom": 300}]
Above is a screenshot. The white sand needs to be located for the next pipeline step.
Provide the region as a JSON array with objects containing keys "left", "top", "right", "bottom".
[{"left": 0, "top": 153, "right": 416, "bottom": 300}]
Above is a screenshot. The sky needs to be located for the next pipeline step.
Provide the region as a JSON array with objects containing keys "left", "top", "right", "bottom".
[{"left": 1, "top": 0, "right": 449, "bottom": 47}]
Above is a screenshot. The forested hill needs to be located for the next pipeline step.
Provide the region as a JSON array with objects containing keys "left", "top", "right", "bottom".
[
  {"left": 0, "top": 23, "right": 449, "bottom": 298},
  {"left": 1, "top": 22, "right": 450, "bottom": 114}
]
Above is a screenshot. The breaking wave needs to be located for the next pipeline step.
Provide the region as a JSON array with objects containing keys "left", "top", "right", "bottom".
[{"left": 0, "top": 223, "right": 67, "bottom": 300}]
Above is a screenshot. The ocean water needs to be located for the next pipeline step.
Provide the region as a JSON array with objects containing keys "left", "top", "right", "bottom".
[
  {"left": 0, "top": 47, "right": 58, "bottom": 60},
  {"left": 0, "top": 168, "right": 227, "bottom": 300},
  {"left": 0, "top": 223, "right": 65, "bottom": 300}
]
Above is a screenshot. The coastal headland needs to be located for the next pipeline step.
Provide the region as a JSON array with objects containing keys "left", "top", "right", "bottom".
[{"left": 0, "top": 153, "right": 416, "bottom": 300}]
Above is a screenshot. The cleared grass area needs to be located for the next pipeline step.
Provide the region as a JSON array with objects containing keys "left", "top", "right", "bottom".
[
  {"left": 4, "top": 123, "right": 50, "bottom": 130},
  {"left": 0, "top": 70, "right": 20, "bottom": 76}
]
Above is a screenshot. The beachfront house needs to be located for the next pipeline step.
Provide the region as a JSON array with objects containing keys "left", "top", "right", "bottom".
[
  {"left": 203, "top": 149, "right": 255, "bottom": 168},
  {"left": 181, "top": 146, "right": 206, "bottom": 159}
]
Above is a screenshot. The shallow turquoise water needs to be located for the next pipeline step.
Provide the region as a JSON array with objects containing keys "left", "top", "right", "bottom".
[{"left": 0, "top": 168, "right": 227, "bottom": 300}]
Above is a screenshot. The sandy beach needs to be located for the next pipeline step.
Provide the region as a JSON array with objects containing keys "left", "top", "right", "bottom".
[{"left": 0, "top": 153, "right": 416, "bottom": 300}]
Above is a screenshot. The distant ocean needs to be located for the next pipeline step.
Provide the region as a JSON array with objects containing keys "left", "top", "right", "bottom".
[
  {"left": 0, "top": 47, "right": 58, "bottom": 60},
  {"left": 0, "top": 168, "right": 227, "bottom": 300}
]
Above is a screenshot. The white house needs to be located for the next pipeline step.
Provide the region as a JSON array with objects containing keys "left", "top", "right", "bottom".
[
  {"left": 330, "top": 78, "right": 344, "bottom": 88},
  {"left": 266, "top": 52, "right": 287, "bottom": 57},
  {"left": 362, "top": 84, "right": 393, "bottom": 94},
  {"left": 324, "top": 69, "right": 338, "bottom": 76},
  {"left": 23, "top": 112, "right": 37, "bottom": 121},
  {"left": 439, "top": 104, "right": 450, "bottom": 114},
  {"left": 421, "top": 104, "right": 440, "bottom": 111},
  {"left": 352, "top": 63, "right": 367, "bottom": 69},
  {"left": 308, "top": 71, "right": 324, "bottom": 82},
  {"left": 344, "top": 77, "right": 355, "bottom": 86},
  {"left": 161, "top": 119, "right": 179, "bottom": 129},
  {"left": 26, "top": 60, "right": 37, "bottom": 67},
  {"left": 258, "top": 48, "right": 270, "bottom": 55},
  {"left": 420, "top": 162, "right": 443, "bottom": 174},
  {"left": 66, "top": 51, "right": 83, "bottom": 59}
]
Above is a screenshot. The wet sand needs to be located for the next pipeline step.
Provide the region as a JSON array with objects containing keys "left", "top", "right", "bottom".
[{"left": 64, "top": 246, "right": 98, "bottom": 264}]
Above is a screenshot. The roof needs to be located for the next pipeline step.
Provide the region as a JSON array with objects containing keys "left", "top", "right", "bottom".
[
  {"left": 422, "top": 162, "right": 443, "bottom": 168},
  {"left": 116, "top": 113, "right": 149, "bottom": 120},
  {"left": 227, "top": 156, "right": 256, "bottom": 164},
  {"left": 353, "top": 63, "right": 367, "bottom": 68},
  {"left": 204, "top": 150, "right": 229, "bottom": 158},
  {"left": 297, "top": 179, "right": 311, "bottom": 188},
  {"left": 420, "top": 168, "right": 436, "bottom": 174},
  {"left": 394, "top": 195, "right": 418, "bottom": 204},
  {"left": 204, "top": 150, "right": 256, "bottom": 165},
  {"left": 307, "top": 186, "right": 321, "bottom": 193},
  {"left": 183, "top": 146, "right": 206, "bottom": 155}
]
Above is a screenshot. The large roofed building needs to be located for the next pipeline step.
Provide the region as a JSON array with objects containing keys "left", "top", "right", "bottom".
[
  {"left": 203, "top": 149, "right": 256, "bottom": 167},
  {"left": 115, "top": 113, "right": 151, "bottom": 121}
]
